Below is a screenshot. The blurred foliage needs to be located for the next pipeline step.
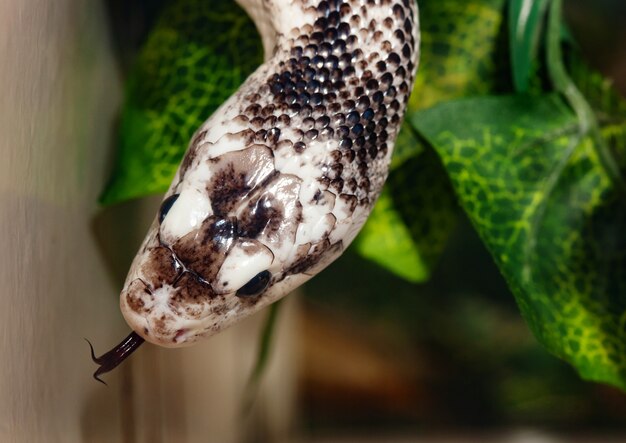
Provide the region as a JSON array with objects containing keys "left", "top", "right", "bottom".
[
  {"left": 101, "top": 0, "right": 626, "bottom": 396},
  {"left": 305, "top": 239, "right": 626, "bottom": 429},
  {"left": 100, "top": 0, "right": 262, "bottom": 204}
]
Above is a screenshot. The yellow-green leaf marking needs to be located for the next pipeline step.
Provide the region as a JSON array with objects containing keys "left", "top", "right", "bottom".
[{"left": 413, "top": 94, "right": 626, "bottom": 389}]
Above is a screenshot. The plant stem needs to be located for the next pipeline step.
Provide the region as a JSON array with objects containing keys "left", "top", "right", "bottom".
[{"left": 546, "top": 0, "right": 624, "bottom": 189}]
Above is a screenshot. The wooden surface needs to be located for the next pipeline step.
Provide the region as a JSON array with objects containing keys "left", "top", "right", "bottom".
[
  {"left": 303, "top": 432, "right": 626, "bottom": 443},
  {"left": 0, "top": 1, "right": 125, "bottom": 441},
  {"left": 0, "top": 1, "right": 296, "bottom": 442}
]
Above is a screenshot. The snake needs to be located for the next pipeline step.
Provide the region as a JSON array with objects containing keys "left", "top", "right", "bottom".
[{"left": 89, "top": 0, "right": 420, "bottom": 382}]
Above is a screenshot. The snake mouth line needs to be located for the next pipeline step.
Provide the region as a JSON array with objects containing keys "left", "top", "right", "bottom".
[{"left": 86, "top": 332, "right": 145, "bottom": 385}]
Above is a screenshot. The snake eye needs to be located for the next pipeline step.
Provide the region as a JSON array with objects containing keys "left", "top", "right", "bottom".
[
  {"left": 159, "top": 193, "right": 180, "bottom": 224},
  {"left": 236, "top": 270, "right": 271, "bottom": 297}
]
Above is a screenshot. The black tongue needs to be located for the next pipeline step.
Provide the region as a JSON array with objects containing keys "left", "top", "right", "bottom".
[{"left": 85, "top": 331, "right": 145, "bottom": 385}]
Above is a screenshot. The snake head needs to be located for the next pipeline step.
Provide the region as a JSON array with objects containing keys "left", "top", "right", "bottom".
[
  {"left": 119, "top": 142, "right": 351, "bottom": 347},
  {"left": 105, "top": 0, "right": 419, "bottom": 368}
]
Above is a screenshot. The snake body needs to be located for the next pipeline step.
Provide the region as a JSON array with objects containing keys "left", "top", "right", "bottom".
[{"left": 119, "top": 0, "right": 420, "bottom": 347}]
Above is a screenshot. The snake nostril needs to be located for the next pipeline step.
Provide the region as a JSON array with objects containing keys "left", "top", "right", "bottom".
[
  {"left": 125, "top": 280, "right": 152, "bottom": 314},
  {"left": 173, "top": 329, "right": 188, "bottom": 343}
]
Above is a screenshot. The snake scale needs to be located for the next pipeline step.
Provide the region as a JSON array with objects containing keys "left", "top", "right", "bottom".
[{"left": 90, "top": 0, "right": 420, "bottom": 381}]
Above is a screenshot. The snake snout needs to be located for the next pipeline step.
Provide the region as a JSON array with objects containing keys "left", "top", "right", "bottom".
[
  {"left": 121, "top": 243, "right": 223, "bottom": 347},
  {"left": 121, "top": 278, "right": 206, "bottom": 347}
]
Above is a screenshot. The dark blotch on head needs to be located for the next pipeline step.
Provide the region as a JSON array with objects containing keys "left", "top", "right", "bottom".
[
  {"left": 173, "top": 216, "right": 236, "bottom": 281},
  {"left": 238, "top": 197, "right": 283, "bottom": 239}
]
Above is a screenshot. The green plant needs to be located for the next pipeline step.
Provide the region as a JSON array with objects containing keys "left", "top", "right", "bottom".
[{"left": 102, "top": 0, "right": 626, "bottom": 391}]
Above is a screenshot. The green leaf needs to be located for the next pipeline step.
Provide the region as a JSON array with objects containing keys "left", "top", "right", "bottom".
[
  {"left": 568, "top": 61, "right": 626, "bottom": 178},
  {"left": 412, "top": 94, "right": 626, "bottom": 390},
  {"left": 100, "top": 0, "right": 262, "bottom": 205},
  {"left": 569, "top": 58, "right": 626, "bottom": 120},
  {"left": 409, "top": 0, "right": 511, "bottom": 111},
  {"left": 356, "top": 138, "right": 458, "bottom": 283},
  {"left": 396, "top": 0, "right": 511, "bottom": 168},
  {"left": 355, "top": 0, "right": 509, "bottom": 281},
  {"left": 508, "top": 0, "right": 549, "bottom": 93}
]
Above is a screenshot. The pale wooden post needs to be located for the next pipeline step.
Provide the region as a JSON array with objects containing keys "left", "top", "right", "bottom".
[
  {"left": 0, "top": 1, "right": 297, "bottom": 442},
  {"left": 0, "top": 0, "right": 125, "bottom": 441}
]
